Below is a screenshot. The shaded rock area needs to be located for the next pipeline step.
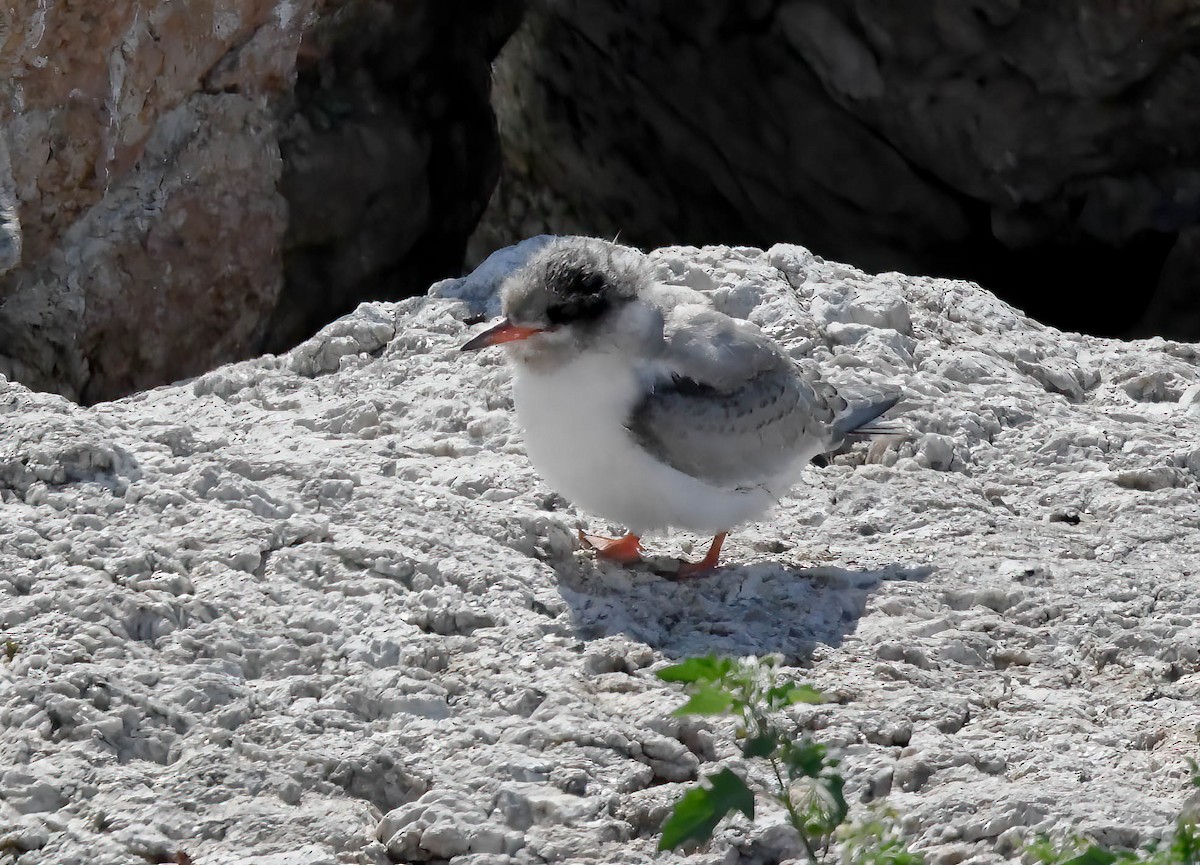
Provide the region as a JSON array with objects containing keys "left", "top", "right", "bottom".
[
  {"left": 2, "top": 243, "right": 1198, "bottom": 864},
  {"left": 0, "top": 0, "right": 520, "bottom": 403},
  {"left": 477, "top": 0, "right": 1200, "bottom": 340},
  {"left": 272, "top": 0, "right": 524, "bottom": 355}
]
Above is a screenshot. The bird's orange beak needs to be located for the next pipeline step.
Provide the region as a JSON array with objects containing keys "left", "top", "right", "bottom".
[{"left": 460, "top": 318, "right": 544, "bottom": 351}]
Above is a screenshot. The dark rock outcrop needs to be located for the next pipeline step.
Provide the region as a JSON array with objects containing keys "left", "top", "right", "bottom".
[
  {"left": 479, "top": 0, "right": 1200, "bottom": 338},
  {"left": 272, "top": 0, "right": 524, "bottom": 354}
]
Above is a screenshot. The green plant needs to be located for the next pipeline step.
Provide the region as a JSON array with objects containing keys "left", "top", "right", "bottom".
[
  {"left": 657, "top": 658, "right": 1198, "bottom": 865},
  {"left": 3, "top": 640, "right": 18, "bottom": 661},
  {"left": 836, "top": 811, "right": 927, "bottom": 865},
  {"left": 1025, "top": 824, "right": 1198, "bottom": 865},
  {"left": 655, "top": 654, "right": 851, "bottom": 863},
  {"left": 1025, "top": 759, "right": 1200, "bottom": 865}
]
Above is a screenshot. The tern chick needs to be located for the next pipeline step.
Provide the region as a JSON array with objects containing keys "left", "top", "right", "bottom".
[{"left": 461, "top": 238, "right": 901, "bottom": 577}]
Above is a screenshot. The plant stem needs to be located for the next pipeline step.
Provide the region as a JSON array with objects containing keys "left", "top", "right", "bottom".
[
  {"left": 770, "top": 752, "right": 821, "bottom": 865},
  {"left": 739, "top": 670, "right": 823, "bottom": 864}
]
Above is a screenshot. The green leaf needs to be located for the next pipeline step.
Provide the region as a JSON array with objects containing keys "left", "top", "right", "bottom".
[
  {"left": 709, "top": 768, "right": 755, "bottom": 818},
  {"left": 765, "top": 683, "right": 822, "bottom": 708},
  {"left": 780, "top": 739, "right": 829, "bottom": 779},
  {"left": 785, "top": 685, "right": 824, "bottom": 705},
  {"left": 657, "top": 655, "right": 734, "bottom": 684},
  {"left": 838, "top": 816, "right": 929, "bottom": 865},
  {"left": 789, "top": 773, "right": 849, "bottom": 838},
  {"left": 1023, "top": 841, "right": 1123, "bottom": 865},
  {"left": 674, "top": 686, "right": 736, "bottom": 716},
  {"left": 1169, "top": 819, "right": 1200, "bottom": 863},
  {"left": 742, "top": 733, "right": 777, "bottom": 759},
  {"left": 1024, "top": 838, "right": 1056, "bottom": 864},
  {"left": 815, "top": 774, "right": 849, "bottom": 833},
  {"left": 658, "top": 769, "right": 755, "bottom": 851},
  {"left": 659, "top": 787, "right": 718, "bottom": 851},
  {"left": 1057, "top": 848, "right": 1118, "bottom": 865}
]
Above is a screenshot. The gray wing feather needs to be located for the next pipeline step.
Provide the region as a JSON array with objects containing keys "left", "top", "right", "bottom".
[
  {"left": 651, "top": 305, "right": 782, "bottom": 389},
  {"left": 628, "top": 369, "right": 840, "bottom": 486},
  {"left": 627, "top": 305, "right": 842, "bottom": 486}
]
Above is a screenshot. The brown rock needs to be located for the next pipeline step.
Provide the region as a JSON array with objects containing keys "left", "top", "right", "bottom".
[
  {"left": 0, "top": 0, "right": 313, "bottom": 401},
  {"left": 0, "top": 0, "right": 523, "bottom": 401}
]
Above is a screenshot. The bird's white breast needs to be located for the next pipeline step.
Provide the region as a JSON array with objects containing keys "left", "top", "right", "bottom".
[{"left": 510, "top": 351, "right": 775, "bottom": 535}]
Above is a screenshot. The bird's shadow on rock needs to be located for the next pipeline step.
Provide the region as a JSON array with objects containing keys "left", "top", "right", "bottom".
[{"left": 554, "top": 557, "right": 932, "bottom": 664}]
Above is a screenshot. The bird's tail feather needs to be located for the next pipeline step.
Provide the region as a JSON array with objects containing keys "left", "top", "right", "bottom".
[
  {"left": 850, "top": 418, "right": 908, "bottom": 436},
  {"left": 831, "top": 394, "right": 905, "bottom": 440}
]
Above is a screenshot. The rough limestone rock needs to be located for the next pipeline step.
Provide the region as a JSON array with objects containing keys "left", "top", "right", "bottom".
[
  {"left": 0, "top": 0, "right": 520, "bottom": 403},
  {"left": 2, "top": 243, "right": 1199, "bottom": 865},
  {"left": 479, "top": 0, "right": 1200, "bottom": 339}
]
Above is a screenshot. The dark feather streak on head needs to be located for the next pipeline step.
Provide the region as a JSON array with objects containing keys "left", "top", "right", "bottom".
[{"left": 536, "top": 241, "right": 641, "bottom": 326}]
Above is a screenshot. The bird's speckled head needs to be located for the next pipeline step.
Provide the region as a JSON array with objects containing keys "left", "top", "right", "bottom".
[
  {"left": 502, "top": 239, "right": 644, "bottom": 328},
  {"left": 488, "top": 238, "right": 658, "bottom": 371}
]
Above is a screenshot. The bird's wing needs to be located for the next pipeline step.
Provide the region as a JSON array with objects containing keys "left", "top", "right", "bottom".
[{"left": 626, "top": 305, "right": 840, "bottom": 487}]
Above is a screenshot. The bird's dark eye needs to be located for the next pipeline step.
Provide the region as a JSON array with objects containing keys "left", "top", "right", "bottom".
[{"left": 546, "top": 300, "right": 593, "bottom": 325}]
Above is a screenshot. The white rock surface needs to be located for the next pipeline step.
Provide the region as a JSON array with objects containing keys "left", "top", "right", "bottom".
[{"left": 1, "top": 244, "right": 1198, "bottom": 864}]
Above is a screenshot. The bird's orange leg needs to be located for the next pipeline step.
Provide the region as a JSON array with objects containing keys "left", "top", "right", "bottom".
[
  {"left": 669, "top": 532, "right": 728, "bottom": 580},
  {"left": 578, "top": 530, "right": 643, "bottom": 564}
]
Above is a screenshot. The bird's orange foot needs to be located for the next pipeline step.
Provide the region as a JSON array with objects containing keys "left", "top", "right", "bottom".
[
  {"left": 578, "top": 530, "right": 643, "bottom": 564},
  {"left": 664, "top": 532, "right": 728, "bottom": 580}
]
